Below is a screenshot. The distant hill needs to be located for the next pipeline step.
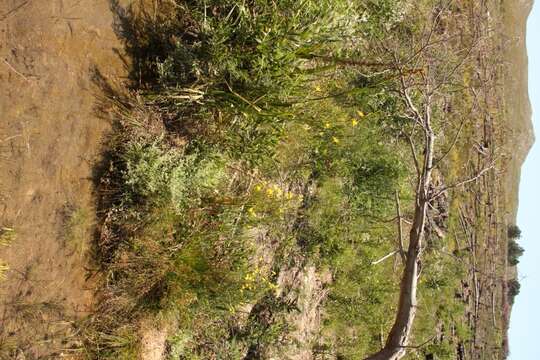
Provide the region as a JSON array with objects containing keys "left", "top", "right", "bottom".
[{"left": 502, "top": 0, "right": 534, "bottom": 219}]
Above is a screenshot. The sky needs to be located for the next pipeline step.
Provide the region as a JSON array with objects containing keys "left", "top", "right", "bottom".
[{"left": 508, "top": 1, "right": 540, "bottom": 359}]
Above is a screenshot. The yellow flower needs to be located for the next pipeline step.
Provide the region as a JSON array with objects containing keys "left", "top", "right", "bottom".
[
  {"left": 332, "top": 136, "right": 340, "bottom": 144},
  {"left": 254, "top": 184, "right": 262, "bottom": 192},
  {"left": 266, "top": 188, "right": 274, "bottom": 197},
  {"left": 357, "top": 110, "right": 365, "bottom": 117},
  {"left": 248, "top": 207, "right": 256, "bottom": 217},
  {"left": 315, "top": 85, "right": 322, "bottom": 92},
  {"left": 324, "top": 122, "right": 331, "bottom": 129},
  {"left": 351, "top": 119, "right": 358, "bottom": 127}
]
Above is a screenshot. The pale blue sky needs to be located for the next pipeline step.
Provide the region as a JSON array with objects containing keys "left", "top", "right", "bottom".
[{"left": 508, "top": 1, "right": 540, "bottom": 359}]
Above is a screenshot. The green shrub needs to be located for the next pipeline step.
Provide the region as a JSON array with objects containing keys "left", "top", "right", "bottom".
[
  {"left": 507, "top": 279, "right": 521, "bottom": 305},
  {"left": 508, "top": 239, "right": 524, "bottom": 266},
  {"left": 507, "top": 224, "right": 522, "bottom": 239}
]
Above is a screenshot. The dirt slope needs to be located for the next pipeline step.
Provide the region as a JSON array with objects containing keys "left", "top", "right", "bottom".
[{"left": 0, "top": 0, "right": 125, "bottom": 357}]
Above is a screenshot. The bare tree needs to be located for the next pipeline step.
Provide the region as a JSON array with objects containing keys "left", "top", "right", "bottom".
[{"left": 364, "top": 2, "right": 493, "bottom": 359}]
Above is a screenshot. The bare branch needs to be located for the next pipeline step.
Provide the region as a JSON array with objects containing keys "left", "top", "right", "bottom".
[
  {"left": 372, "top": 250, "right": 400, "bottom": 265},
  {"left": 395, "top": 191, "right": 407, "bottom": 264},
  {"left": 433, "top": 119, "right": 466, "bottom": 167},
  {"left": 403, "top": 129, "right": 421, "bottom": 179},
  {"left": 399, "top": 334, "right": 437, "bottom": 349},
  {"left": 431, "top": 164, "right": 494, "bottom": 200}
]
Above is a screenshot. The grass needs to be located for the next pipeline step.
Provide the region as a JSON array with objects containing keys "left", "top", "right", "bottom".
[
  {"left": 0, "top": 227, "right": 15, "bottom": 246},
  {"left": 0, "top": 227, "right": 14, "bottom": 280},
  {"left": 62, "top": 205, "right": 94, "bottom": 260}
]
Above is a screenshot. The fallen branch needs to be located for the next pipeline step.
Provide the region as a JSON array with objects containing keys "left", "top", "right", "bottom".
[{"left": 372, "top": 250, "right": 400, "bottom": 265}]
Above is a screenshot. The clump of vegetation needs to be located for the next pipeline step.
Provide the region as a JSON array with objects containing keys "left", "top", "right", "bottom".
[
  {"left": 508, "top": 239, "right": 524, "bottom": 266},
  {"left": 507, "top": 223, "right": 524, "bottom": 267},
  {"left": 62, "top": 205, "right": 94, "bottom": 259},
  {"left": 86, "top": 0, "right": 416, "bottom": 357},
  {"left": 508, "top": 224, "right": 522, "bottom": 239},
  {"left": 0, "top": 227, "right": 14, "bottom": 280},
  {"left": 507, "top": 279, "right": 521, "bottom": 305},
  {"left": 0, "top": 227, "right": 15, "bottom": 247},
  {"left": 84, "top": 0, "right": 502, "bottom": 358}
]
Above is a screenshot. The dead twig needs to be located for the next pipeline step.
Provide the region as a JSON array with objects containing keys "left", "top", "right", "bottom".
[
  {"left": 2, "top": 58, "right": 31, "bottom": 82},
  {"left": 0, "top": 0, "right": 31, "bottom": 21},
  {"left": 395, "top": 191, "right": 407, "bottom": 264}
]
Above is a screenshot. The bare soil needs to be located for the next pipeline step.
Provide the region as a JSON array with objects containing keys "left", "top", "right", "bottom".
[{"left": 0, "top": 0, "right": 125, "bottom": 357}]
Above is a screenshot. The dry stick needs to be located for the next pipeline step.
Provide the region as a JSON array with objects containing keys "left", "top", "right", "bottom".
[
  {"left": 398, "top": 334, "right": 437, "bottom": 350},
  {"left": 372, "top": 250, "right": 400, "bottom": 266},
  {"left": 430, "top": 164, "right": 494, "bottom": 200},
  {"left": 1, "top": 59, "right": 31, "bottom": 82},
  {"left": 372, "top": 191, "right": 409, "bottom": 267},
  {"left": 403, "top": 129, "right": 421, "bottom": 179},
  {"left": 0, "top": 0, "right": 30, "bottom": 21},
  {"left": 395, "top": 191, "right": 407, "bottom": 265},
  {"left": 307, "top": 54, "right": 397, "bottom": 69},
  {"left": 225, "top": 81, "right": 262, "bottom": 112},
  {"left": 0, "top": 134, "right": 22, "bottom": 143},
  {"left": 433, "top": 119, "right": 466, "bottom": 167}
]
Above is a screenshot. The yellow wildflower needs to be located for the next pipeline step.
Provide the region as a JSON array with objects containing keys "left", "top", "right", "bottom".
[
  {"left": 351, "top": 119, "right": 358, "bottom": 127},
  {"left": 332, "top": 136, "right": 340, "bottom": 144},
  {"left": 266, "top": 188, "right": 274, "bottom": 197},
  {"left": 315, "top": 85, "right": 322, "bottom": 92},
  {"left": 357, "top": 110, "right": 365, "bottom": 117},
  {"left": 324, "top": 122, "right": 331, "bottom": 129},
  {"left": 254, "top": 184, "right": 262, "bottom": 192}
]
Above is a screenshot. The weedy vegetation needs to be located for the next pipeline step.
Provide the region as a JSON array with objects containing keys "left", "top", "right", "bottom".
[
  {"left": 0, "top": 227, "right": 14, "bottom": 280},
  {"left": 82, "top": 0, "right": 516, "bottom": 359},
  {"left": 62, "top": 205, "right": 94, "bottom": 260}
]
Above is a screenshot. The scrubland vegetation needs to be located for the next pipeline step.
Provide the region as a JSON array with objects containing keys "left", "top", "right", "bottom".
[{"left": 75, "top": 0, "right": 522, "bottom": 359}]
